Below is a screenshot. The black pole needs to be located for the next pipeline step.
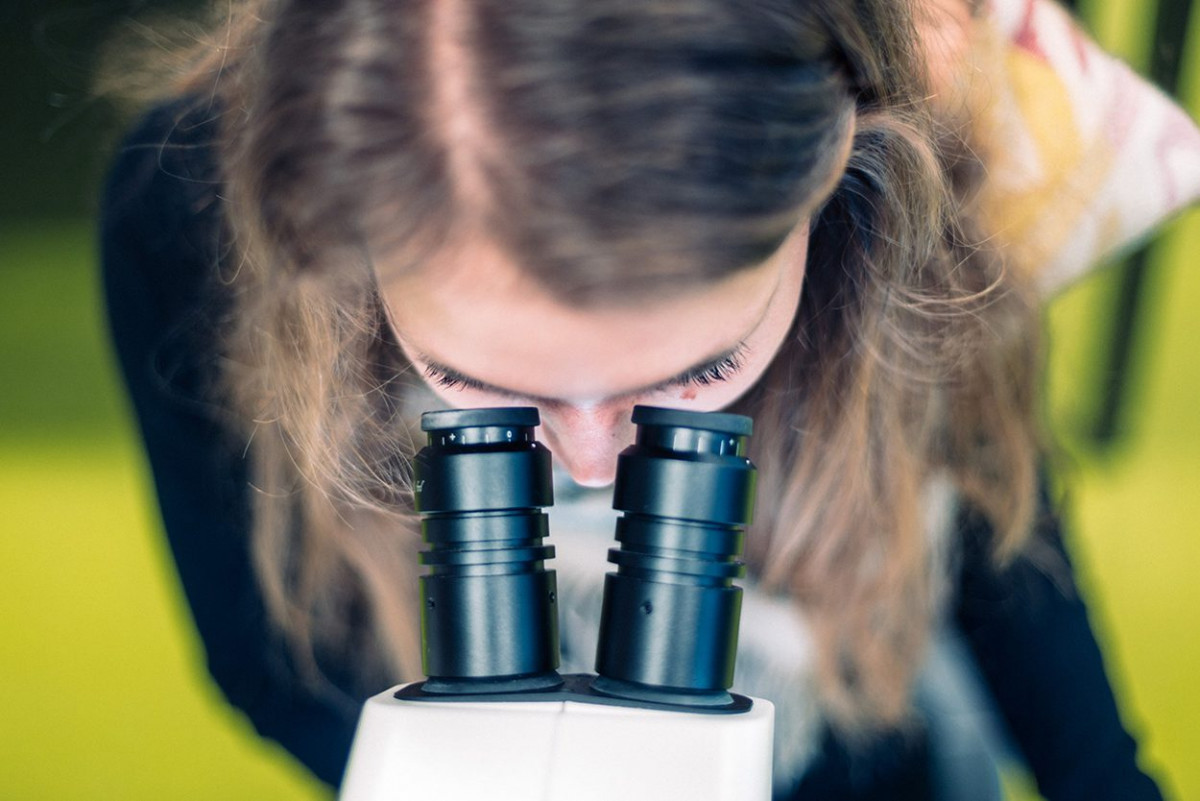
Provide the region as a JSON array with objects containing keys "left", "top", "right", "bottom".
[{"left": 1091, "top": 0, "right": 1194, "bottom": 447}]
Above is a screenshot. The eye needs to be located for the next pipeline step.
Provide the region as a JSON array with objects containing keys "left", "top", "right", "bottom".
[
  {"left": 422, "top": 364, "right": 486, "bottom": 392},
  {"left": 671, "top": 350, "right": 747, "bottom": 389}
]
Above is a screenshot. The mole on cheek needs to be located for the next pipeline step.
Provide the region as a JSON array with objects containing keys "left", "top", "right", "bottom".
[{"left": 679, "top": 387, "right": 698, "bottom": 401}]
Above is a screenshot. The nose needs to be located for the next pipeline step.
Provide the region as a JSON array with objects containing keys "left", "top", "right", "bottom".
[{"left": 538, "top": 403, "right": 636, "bottom": 487}]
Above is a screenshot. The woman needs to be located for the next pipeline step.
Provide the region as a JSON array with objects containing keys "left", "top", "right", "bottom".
[{"left": 101, "top": 0, "right": 1199, "bottom": 797}]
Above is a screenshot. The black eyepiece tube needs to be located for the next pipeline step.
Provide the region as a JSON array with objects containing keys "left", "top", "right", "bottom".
[
  {"left": 415, "top": 407, "right": 562, "bottom": 693},
  {"left": 593, "top": 406, "right": 756, "bottom": 707}
]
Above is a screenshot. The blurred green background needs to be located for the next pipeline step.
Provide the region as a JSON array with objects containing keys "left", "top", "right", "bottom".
[{"left": 1, "top": 1, "right": 1197, "bottom": 799}]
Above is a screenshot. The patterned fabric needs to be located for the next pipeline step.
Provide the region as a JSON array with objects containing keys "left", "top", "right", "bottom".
[{"left": 977, "top": 0, "right": 1200, "bottom": 294}]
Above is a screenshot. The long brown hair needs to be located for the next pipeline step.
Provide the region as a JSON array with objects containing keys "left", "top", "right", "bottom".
[{"left": 121, "top": 0, "right": 1039, "bottom": 731}]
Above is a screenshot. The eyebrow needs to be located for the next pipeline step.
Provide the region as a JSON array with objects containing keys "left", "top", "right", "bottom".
[{"left": 418, "top": 340, "right": 751, "bottom": 405}]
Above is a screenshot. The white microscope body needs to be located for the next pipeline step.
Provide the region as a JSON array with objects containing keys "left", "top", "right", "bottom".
[{"left": 341, "top": 679, "right": 774, "bottom": 801}]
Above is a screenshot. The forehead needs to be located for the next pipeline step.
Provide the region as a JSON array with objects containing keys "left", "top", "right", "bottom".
[{"left": 378, "top": 233, "right": 804, "bottom": 402}]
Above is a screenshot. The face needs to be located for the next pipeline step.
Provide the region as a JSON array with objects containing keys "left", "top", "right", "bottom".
[{"left": 380, "top": 224, "right": 809, "bottom": 487}]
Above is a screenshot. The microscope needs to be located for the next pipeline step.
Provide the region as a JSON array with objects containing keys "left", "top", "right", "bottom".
[{"left": 339, "top": 406, "right": 774, "bottom": 800}]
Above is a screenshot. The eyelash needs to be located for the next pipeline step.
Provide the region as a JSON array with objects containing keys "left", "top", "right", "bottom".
[
  {"left": 421, "top": 346, "right": 747, "bottom": 394},
  {"left": 672, "top": 352, "right": 745, "bottom": 388},
  {"left": 424, "top": 367, "right": 488, "bottom": 393}
]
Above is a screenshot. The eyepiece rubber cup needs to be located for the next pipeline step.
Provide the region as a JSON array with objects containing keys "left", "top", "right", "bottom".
[
  {"left": 421, "top": 407, "right": 541, "bottom": 431},
  {"left": 630, "top": 405, "right": 752, "bottom": 436}
]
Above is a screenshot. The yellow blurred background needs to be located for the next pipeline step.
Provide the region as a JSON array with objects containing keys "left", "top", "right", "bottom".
[{"left": 2, "top": 1, "right": 1197, "bottom": 799}]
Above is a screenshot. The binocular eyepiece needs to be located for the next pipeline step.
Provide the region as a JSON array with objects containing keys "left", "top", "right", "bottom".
[
  {"left": 594, "top": 407, "right": 755, "bottom": 706},
  {"left": 413, "top": 405, "right": 756, "bottom": 708},
  {"left": 415, "top": 407, "right": 561, "bottom": 694}
]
